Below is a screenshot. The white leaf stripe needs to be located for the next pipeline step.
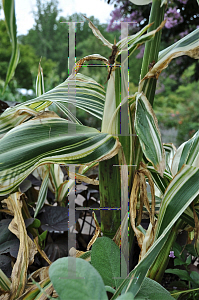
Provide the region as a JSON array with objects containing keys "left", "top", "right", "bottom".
[
  {"left": 0, "top": 73, "right": 105, "bottom": 137},
  {"left": 156, "top": 165, "right": 199, "bottom": 238},
  {"left": 112, "top": 165, "right": 199, "bottom": 299},
  {"left": 0, "top": 118, "right": 120, "bottom": 195},
  {"left": 172, "top": 130, "right": 199, "bottom": 175},
  {"left": 34, "top": 168, "right": 50, "bottom": 217},
  {"left": 143, "top": 28, "right": 199, "bottom": 80},
  {"left": 135, "top": 93, "right": 165, "bottom": 176}
]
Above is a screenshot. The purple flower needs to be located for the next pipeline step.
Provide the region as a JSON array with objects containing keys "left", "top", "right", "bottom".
[
  {"left": 169, "top": 251, "right": 175, "bottom": 258},
  {"left": 107, "top": 9, "right": 142, "bottom": 33},
  {"left": 165, "top": 7, "right": 183, "bottom": 29}
]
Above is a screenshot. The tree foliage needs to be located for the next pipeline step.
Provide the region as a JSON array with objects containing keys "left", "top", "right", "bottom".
[{"left": 106, "top": 0, "right": 199, "bottom": 82}]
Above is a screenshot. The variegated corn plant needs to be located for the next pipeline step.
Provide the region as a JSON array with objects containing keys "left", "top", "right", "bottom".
[{"left": 0, "top": 0, "right": 199, "bottom": 299}]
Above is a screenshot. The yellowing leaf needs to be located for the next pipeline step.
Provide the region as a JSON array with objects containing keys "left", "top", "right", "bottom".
[{"left": 2, "top": 192, "right": 37, "bottom": 299}]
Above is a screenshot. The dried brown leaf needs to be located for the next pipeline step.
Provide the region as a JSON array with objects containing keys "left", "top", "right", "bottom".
[{"left": 2, "top": 192, "right": 37, "bottom": 299}]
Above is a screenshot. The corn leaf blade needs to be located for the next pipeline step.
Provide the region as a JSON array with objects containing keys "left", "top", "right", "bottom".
[
  {"left": 135, "top": 93, "right": 165, "bottom": 176},
  {"left": 2, "top": 0, "right": 20, "bottom": 93},
  {"left": 0, "top": 117, "right": 120, "bottom": 195}
]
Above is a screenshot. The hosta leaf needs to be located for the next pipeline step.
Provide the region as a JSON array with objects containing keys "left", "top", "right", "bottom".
[
  {"left": 142, "top": 28, "right": 199, "bottom": 82},
  {"left": 0, "top": 117, "right": 120, "bottom": 195},
  {"left": 49, "top": 257, "right": 108, "bottom": 300},
  {"left": 135, "top": 93, "right": 165, "bottom": 177},
  {"left": 172, "top": 130, "right": 199, "bottom": 176},
  {"left": 2, "top": 0, "right": 20, "bottom": 93}
]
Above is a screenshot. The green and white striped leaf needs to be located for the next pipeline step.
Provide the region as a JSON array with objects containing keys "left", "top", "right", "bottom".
[
  {"left": 172, "top": 130, "right": 199, "bottom": 176},
  {"left": 0, "top": 73, "right": 105, "bottom": 138},
  {"left": 56, "top": 161, "right": 98, "bottom": 202},
  {"left": 117, "top": 21, "right": 166, "bottom": 61},
  {"left": 155, "top": 165, "right": 199, "bottom": 239},
  {"left": 112, "top": 165, "right": 199, "bottom": 299},
  {"left": 0, "top": 117, "right": 120, "bottom": 195},
  {"left": 148, "top": 165, "right": 172, "bottom": 196},
  {"left": 0, "top": 269, "right": 11, "bottom": 291},
  {"left": 163, "top": 143, "right": 176, "bottom": 175},
  {"left": 142, "top": 28, "right": 199, "bottom": 81},
  {"left": 85, "top": 15, "right": 165, "bottom": 64},
  {"left": 135, "top": 93, "right": 165, "bottom": 177},
  {"left": 34, "top": 166, "right": 50, "bottom": 218},
  {"left": 36, "top": 60, "right": 45, "bottom": 97},
  {"left": 2, "top": 0, "right": 20, "bottom": 93},
  {"left": 181, "top": 198, "right": 199, "bottom": 228}
]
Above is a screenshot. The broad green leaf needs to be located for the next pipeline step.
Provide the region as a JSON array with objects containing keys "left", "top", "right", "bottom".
[
  {"left": 117, "top": 293, "right": 135, "bottom": 300},
  {"left": 172, "top": 130, "right": 199, "bottom": 176},
  {"left": 49, "top": 257, "right": 108, "bottom": 300},
  {"left": 105, "top": 286, "right": 116, "bottom": 294},
  {"left": 0, "top": 117, "right": 120, "bottom": 195},
  {"left": 91, "top": 236, "right": 127, "bottom": 289},
  {"left": 142, "top": 28, "right": 199, "bottom": 82},
  {"left": 165, "top": 269, "right": 193, "bottom": 282},
  {"left": 34, "top": 166, "right": 50, "bottom": 218},
  {"left": 135, "top": 93, "right": 165, "bottom": 176},
  {"left": 2, "top": 0, "right": 20, "bottom": 93},
  {"left": 111, "top": 165, "right": 199, "bottom": 299},
  {"left": 133, "top": 277, "right": 174, "bottom": 300},
  {"left": 0, "top": 73, "right": 105, "bottom": 138}
]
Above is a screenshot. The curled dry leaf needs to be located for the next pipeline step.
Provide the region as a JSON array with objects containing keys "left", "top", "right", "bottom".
[
  {"left": 69, "top": 54, "right": 108, "bottom": 79},
  {"left": 29, "top": 266, "right": 50, "bottom": 282},
  {"left": 69, "top": 172, "right": 99, "bottom": 185},
  {"left": 2, "top": 192, "right": 37, "bottom": 299},
  {"left": 87, "top": 211, "right": 101, "bottom": 250},
  {"left": 130, "top": 172, "right": 145, "bottom": 249},
  {"left": 0, "top": 294, "right": 9, "bottom": 300},
  {"left": 83, "top": 15, "right": 113, "bottom": 50},
  {"left": 141, "top": 32, "right": 199, "bottom": 82},
  {"left": 139, "top": 221, "right": 157, "bottom": 262},
  {"left": 139, "top": 162, "right": 156, "bottom": 227},
  {"left": 34, "top": 237, "right": 52, "bottom": 266},
  {"left": 16, "top": 277, "right": 51, "bottom": 300}
]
